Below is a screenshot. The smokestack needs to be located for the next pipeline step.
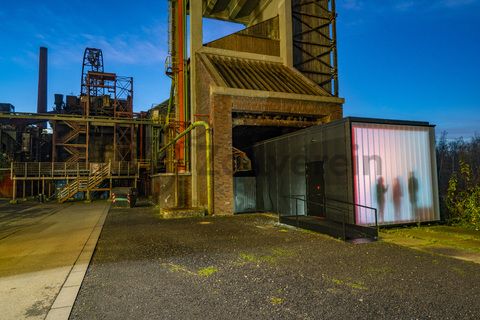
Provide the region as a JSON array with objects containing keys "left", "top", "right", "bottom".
[{"left": 37, "top": 47, "right": 48, "bottom": 128}]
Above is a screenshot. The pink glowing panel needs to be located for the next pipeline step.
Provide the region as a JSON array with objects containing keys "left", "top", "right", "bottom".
[{"left": 351, "top": 123, "right": 438, "bottom": 225}]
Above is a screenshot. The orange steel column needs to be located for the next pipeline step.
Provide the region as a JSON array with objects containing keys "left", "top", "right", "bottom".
[{"left": 176, "top": 0, "right": 185, "bottom": 172}]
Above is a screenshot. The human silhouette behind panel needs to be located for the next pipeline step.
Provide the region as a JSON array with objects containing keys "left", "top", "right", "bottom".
[
  {"left": 408, "top": 171, "right": 419, "bottom": 220},
  {"left": 376, "top": 177, "right": 388, "bottom": 223},
  {"left": 392, "top": 177, "right": 403, "bottom": 222}
]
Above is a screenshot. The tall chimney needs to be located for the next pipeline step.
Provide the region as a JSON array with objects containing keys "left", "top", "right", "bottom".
[{"left": 37, "top": 47, "right": 48, "bottom": 128}]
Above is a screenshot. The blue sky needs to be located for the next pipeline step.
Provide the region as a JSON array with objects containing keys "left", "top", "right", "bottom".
[{"left": 0, "top": 0, "right": 479, "bottom": 138}]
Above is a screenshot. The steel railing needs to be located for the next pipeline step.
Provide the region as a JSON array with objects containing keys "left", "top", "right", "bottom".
[
  {"left": 11, "top": 161, "right": 140, "bottom": 179},
  {"left": 283, "top": 195, "right": 378, "bottom": 240}
]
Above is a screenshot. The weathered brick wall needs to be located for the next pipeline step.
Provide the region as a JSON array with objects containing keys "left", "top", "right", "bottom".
[
  {"left": 211, "top": 95, "right": 234, "bottom": 215},
  {"left": 192, "top": 55, "right": 343, "bottom": 216},
  {"left": 207, "top": 93, "right": 343, "bottom": 215}
]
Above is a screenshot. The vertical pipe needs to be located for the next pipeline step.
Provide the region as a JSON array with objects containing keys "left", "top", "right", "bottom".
[
  {"left": 183, "top": 0, "right": 189, "bottom": 170},
  {"left": 205, "top": 126, "right": 212, "bottom": 215},
  {"left": 176, "top": 0, "right": 185, "bottom": 171},
  {"left": 130, "top": 78, "right": 134, "bottom": 162},
  {"left": 140, "top": 123, "right": 144, "bottom": 160},
  {"left": 158, "top": 121, "right": 213, "bottom": 214},
  {"left": 37, "top": 47, "right": 48, "bottom": 128}
]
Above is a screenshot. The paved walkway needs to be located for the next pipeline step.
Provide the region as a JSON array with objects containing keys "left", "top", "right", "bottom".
[{"left": 0, "top": 201, "right": 109, "bottom": 320}]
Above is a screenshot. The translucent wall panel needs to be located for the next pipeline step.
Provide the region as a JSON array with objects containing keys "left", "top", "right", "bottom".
[
  {"left": 253, "top": 132, "right": 306, "bottom": 216},
  {"left": 234, "top": 177, "right": 256, "bottom": 213},
  {"left": 352, "top": 123, "right": 439, "bottom": 225}
]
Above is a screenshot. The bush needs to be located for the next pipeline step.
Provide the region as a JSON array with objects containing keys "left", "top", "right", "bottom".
[{"left": 445, "top": 160, "right": 480, "bottom": 229}]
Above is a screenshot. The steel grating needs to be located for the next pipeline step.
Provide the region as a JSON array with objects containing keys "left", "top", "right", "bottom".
[{"left": 206, "top": 54, "right": 330, "bottom": 96}]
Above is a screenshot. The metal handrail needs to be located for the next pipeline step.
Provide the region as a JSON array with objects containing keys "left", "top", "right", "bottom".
[
  {"left": 11, "top": 161, "right": 138, "bottom": 178},
  {"left": 283, "top": 195, "right": 378, "bottom": 240}
]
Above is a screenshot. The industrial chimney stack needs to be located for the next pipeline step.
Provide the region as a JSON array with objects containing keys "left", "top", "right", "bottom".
[{"left": 37, "top": 47, "right": 48, "bottom": 128}]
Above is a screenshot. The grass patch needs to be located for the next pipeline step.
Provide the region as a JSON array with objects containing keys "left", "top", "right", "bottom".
[
  {"left": 198, "top": 266, "right": 218, "bottom": 277},
  {"left": 381, "top": 225, "right": 480, "bottom": 253},
  {"left": 349, "top": 282, "right": 368, "bottom": 290},
  {"left": 165, "top": 263, "right": 196, "bottom": 276},
  {"left": 364, "top": 266, "right": 394, "bottom": 276},
  {"left": 270, "top": 297, "right": 284, "bottom": 305},
  {"left": 330, "top": 277, "right": 367, "bottom": 290},
  {"left": 240, "top": 253, "right": 259, "bottom": 263},
  {"left": 164, "top": 263, "right": 219, "bottom": 278}
]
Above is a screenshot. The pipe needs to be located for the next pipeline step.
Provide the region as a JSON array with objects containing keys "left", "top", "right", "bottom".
[
  {"left": 139, "top": 113, "right": 144, "bottom": 160},
  {"left": 159, "top": 121, "right": 213, "bottom": 215},
  {"left": 183, "top": 0, "right": 190, "bottom": 169},
  {"left": 37, "top": 47, "right": 48, "bottom": 129},
  {"left": 176, "top": 0, "right": 185, "bottom": 170},
  {"left": 163, "top": 83, "right": 175, "bottom": 131}
]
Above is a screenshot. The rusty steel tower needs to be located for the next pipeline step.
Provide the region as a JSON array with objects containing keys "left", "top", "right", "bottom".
[{"left": 51, "top": 48, "right": 135, "bottom": 163}]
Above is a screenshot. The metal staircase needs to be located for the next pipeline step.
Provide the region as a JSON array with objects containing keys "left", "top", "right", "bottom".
[
  {"left": 57, "top": 120, "right": 87, "bottom": 163},
  {"left": 59, "top": 121, "right": 85, "bottom": 144},
  {"left": 57, "top": 163, "right": 110, "bottom": 203},
  {"left": 63, "top": 146, "right": 84, "bottom": 163}
]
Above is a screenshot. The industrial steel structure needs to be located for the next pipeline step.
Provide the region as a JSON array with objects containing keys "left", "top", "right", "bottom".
[
  {"left": 0, "top": 0, "right": 441, "bottom": 234},
  {"left": 52, "top": 48, "right": 135, "bottom": 163},
  {"left": 0, "top": 47, "right": 154, "bottom": 202},
  {"left": 1, "top": 0, "right": 345, "bottom": 216},
  {"left": 153, "top": 0, "right": 344, "bottom": 215}
]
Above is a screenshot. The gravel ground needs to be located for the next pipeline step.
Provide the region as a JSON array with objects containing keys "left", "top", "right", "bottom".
[{"left": 71, "top": 206, "right": 480, "bottom": 320}]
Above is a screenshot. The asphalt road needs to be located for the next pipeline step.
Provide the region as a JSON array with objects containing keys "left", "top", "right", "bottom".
[
  {"left": 0, "top": 201, "right": 109, "bottom": 320},
  {"left": 0, "top": 201, "right": 65, "bottom": 240},
  {"left": 71, "top": 207, "right": 480, "bottom": 320}
]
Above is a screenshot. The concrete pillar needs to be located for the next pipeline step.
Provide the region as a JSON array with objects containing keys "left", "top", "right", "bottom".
[
  {"left": 190, "top": 0, "right": 203, "bottom": 207},
  {"left": 279, "top": 0, "right": 293, "bottom": 67}
]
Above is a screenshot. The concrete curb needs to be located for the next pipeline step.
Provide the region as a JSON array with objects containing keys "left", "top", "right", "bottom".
[{"left": 45, "top": 203, "right": 110, "bottom": 320}]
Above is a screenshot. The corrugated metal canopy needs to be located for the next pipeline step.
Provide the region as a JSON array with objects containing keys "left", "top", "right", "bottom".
[{"left": 205, "top": 54, "right": 330, "bottom": 96}]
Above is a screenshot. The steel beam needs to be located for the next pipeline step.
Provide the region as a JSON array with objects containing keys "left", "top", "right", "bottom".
[
  {"left": 0, "top": 112, "right": 159, "bottom": 126},
  {"left": 228, "top": 0, "right": 248, "bottom": 19},
  {"left": 203, "top": 0, "right": 219, "bottom": 15},
  {"left": 233, "top": 117, "right": 320, "bottom": 128}
]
